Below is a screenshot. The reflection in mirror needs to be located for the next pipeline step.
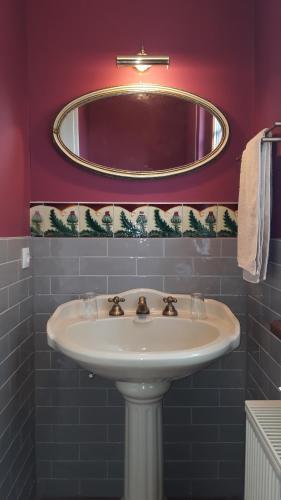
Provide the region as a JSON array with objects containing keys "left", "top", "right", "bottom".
[{"left": 53, "top": 85, "right": 229, "bottom": 178}]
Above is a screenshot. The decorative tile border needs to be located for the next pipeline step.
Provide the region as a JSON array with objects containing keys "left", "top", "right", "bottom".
[
  {"left": 30, "top": 203, "right": 238, "bottom": 238},
  {"left": 79, "top": 204, "right": 114, "bottom": 237}
]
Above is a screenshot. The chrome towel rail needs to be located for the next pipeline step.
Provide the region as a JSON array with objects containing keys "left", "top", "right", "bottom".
[
  {"left": 236, "top": 121, "right": 281, "bottom": 161},
  {"left": 263, "top": 121, "right": 281, "bottom": 140}
]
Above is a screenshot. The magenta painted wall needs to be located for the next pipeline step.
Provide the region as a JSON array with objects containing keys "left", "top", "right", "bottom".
[
  {"left": 0, "top": 0, "right": 29, "bottom": 236},
  {"left": 254, "top": 0, "right": 281, "bottom": 237},
  {"left": 27, "top": 0, "right": 254, "bottom": 203}
]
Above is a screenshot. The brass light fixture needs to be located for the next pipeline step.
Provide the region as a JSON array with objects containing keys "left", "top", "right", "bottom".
[{"left": 116, "top": 45, "right": 170, "bottom": 73}]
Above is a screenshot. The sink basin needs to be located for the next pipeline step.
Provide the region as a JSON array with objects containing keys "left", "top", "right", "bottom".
[
  {"left": 48, "top": 288, "right": 240, "bottom": 382},
  {"left": 47, "top": 288, "right": 240, "bottom": 500}
]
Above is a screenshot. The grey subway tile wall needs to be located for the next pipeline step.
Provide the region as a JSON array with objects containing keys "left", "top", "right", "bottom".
[
  {"left": 33, "top": 237, "right": 246, "bottom": 499},
  {"left": 0, "top": 238, "right": 35, "bottom": 500},
  {"left": 247, "top": 239, "right": 281, "bottom": 400}
]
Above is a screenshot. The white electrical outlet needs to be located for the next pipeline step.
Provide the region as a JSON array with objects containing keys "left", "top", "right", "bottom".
[{"left": 21, "top": 247, "right": 31, "bottom": 269}]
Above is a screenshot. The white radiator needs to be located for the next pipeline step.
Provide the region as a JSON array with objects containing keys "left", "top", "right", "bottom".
[{"left": 245, "top": 401, "right": 281, "bottom": 500}]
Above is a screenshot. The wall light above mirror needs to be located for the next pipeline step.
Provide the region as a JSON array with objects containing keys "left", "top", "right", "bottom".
[
  {"left": 53, "top": 84, "right": 229, "bottom": 179},
  {"left": 116, "top": 46, "right": 170, "bottom": 72}
]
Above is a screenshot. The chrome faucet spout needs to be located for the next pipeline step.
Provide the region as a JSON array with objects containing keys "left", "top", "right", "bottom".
[{"left": 136, "top": 296, "right": 150, "bottom": 315}]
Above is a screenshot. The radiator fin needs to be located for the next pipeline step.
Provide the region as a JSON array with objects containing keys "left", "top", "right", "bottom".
[{"left": 245, "top": 401, "right": 281, "bottom": 500}]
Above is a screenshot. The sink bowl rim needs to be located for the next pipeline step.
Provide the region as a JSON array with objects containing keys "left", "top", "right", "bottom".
[
  {"left": 47, "top": 289, "right": 240, "bottom": 378},
  {"left": 48, "top": 316, "right": 237, "bottom": 359}
]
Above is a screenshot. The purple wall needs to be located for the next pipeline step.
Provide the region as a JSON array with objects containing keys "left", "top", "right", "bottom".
[
  {"left": 0, "top": 0, "right": 29, "bottom": 236},
  {"left": 4, "top": 0, "right": 281, "bottom": 232},
  {"left": 27, "top": 0, "right": 255, "bottom": 203},
  {"left": 255, "top": 0, "right": 281, "bottom": 237}
]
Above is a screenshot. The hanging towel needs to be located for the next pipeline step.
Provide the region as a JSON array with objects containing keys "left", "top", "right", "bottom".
[{"left": 237, "top": 129, "right": 272, "bottom": 283}]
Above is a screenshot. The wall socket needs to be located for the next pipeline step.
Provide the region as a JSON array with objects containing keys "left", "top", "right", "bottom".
[{"left": 21, "top": 247, "right": 31, "bottom": 269}]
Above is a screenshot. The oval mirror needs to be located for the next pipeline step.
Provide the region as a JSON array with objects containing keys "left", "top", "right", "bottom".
[{"left": 53, "top": 84, "right": 229, "bottom": 179}]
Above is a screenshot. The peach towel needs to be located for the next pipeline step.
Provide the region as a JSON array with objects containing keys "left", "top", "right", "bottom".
[{"left": 237, "top": 129, "right": 272, "bottom": 283}]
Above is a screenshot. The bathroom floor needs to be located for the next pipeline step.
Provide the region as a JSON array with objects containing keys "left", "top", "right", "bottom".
[{"left": 41, "top": 497, "right": 237, "bottom": 499}]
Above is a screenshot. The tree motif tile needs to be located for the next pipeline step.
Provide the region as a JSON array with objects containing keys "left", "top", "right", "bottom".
[
  {"left": 113, "top": 205, "right": 149, "bottom": 238},
  {"left": 217, "top": 204, "right": 238, "bottom": 237},
  {"left": 79, "top": 205, "right": 114, "bottom": 237},
  {"left": 47, "top": 204, "right": 79, "bottom": 237},
  {"left": 31, "top": 204, "right": 79, "bottom": 237},
  {"left": 182, "top": 205, "right": 218, "bottom": 237},
  {"left": 148, "top": 205, "right": 183, "bottom": 237},
  {"left": 30, "top": 204, "right": 45, "bottom": 237},
  {"left": 30, "top": 203, "right": 239, "bottom": 238}
]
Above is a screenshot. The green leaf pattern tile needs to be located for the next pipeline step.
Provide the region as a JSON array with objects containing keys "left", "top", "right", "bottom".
[
  {"left": 148, "top": 206, "right": 183, "bottom": 237},
  {"left": 113, "top": 206, "right": 149, "bottom": 238},
  {"left": 79, "top": 205, "right": 113, "bottom": 237},
  {"left": 30, "top": 205, "right": 45, "bottom": 237},
  {"left": 182, "top": 205, "right": 218, "bottom": 237},
  {"left": 217, "top": 206, "right": 238, "bottom": 237},
  {"left": 31, "top": 205, "right": 79, "bottom": 237},
  {"left": 30, "top": 204, "right": 238, "bottom": 238}
]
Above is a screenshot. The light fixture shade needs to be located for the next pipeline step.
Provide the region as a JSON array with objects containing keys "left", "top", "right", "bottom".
[
  {"left": 116, "top": 47, "right": 170, "bottom": 72},
  {"left": 116, "top": 55, "right": 170, "bottom": 66}
]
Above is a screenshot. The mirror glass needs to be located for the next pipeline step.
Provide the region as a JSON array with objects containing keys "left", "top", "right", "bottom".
[{"left": 53, "top": 85, "right": 229, "bottom": 178}]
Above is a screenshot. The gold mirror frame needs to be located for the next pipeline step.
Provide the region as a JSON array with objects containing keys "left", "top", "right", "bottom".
[{"left": 53, "top": 84, "right": 229, "bottom": 179}]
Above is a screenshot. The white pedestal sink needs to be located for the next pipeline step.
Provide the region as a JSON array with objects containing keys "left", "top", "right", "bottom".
[{"left": 47, "top": 288, "right": 240, "bottom": 500}]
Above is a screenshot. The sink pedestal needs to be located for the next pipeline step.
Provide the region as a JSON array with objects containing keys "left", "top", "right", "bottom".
[
  {"left": 47, "top": 289, "right": 240, "bottom": 498},
  {"left": 116, "top": 381, "right": 170, "bottom": 500}
]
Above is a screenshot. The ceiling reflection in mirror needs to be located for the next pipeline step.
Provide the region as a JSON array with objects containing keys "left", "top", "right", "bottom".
[{"left": 53, "top": 85, "right": 229, "bottom": 178}]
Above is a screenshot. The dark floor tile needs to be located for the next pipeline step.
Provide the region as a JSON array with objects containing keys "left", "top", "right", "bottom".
[{"left": 39, "top": 496, "right": 238, "bottom": 499}]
